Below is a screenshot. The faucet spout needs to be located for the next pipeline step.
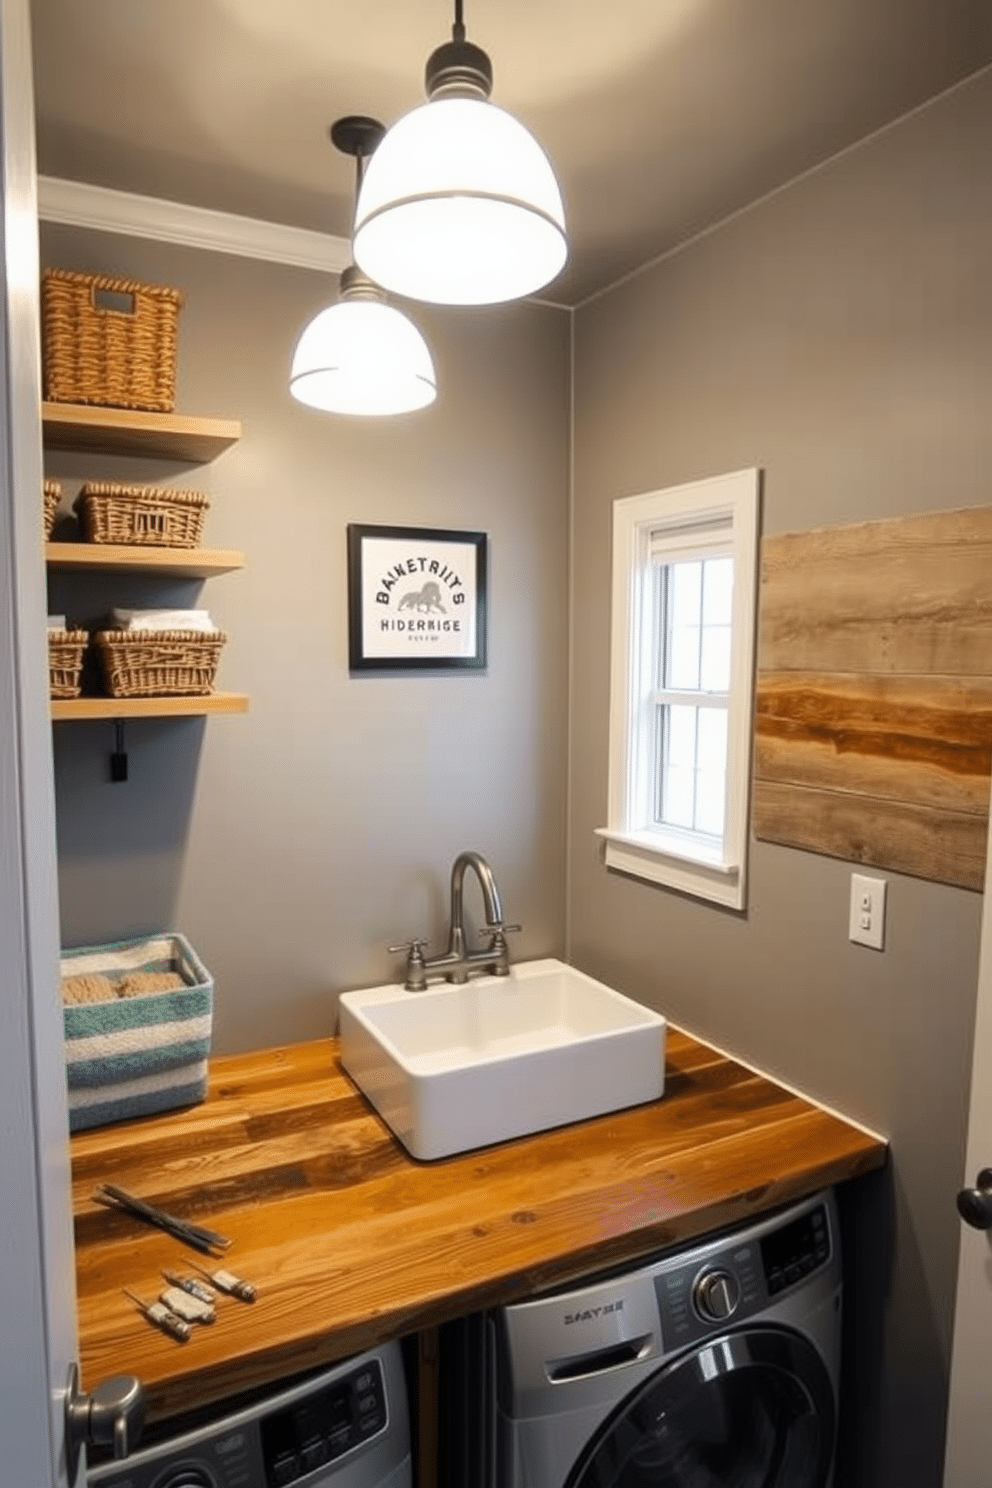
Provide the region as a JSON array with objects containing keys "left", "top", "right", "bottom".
[{"left": 448, "top": 850, "right": 504, "bottom": 958}]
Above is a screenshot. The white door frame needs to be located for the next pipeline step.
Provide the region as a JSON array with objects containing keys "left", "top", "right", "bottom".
[{"left": 0, "top": 0, "right": 80, "bottom": 1483}]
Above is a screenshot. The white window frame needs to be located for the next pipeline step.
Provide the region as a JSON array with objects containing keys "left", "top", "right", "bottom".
[{"left": 596, "top": 468, "right": 760, "bottom": 910}]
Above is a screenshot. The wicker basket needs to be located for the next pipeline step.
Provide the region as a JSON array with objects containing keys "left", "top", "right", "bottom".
[
  {"left": 94, "top": 629, "right": 226, "bottom": 698},
  {"left": 43, "top": 479, "right": 62, "bottom": 538},
  {"left": 75, "top": 481, "right": 209, "bottom": 548},
  {"left": 48, "top": 629, "right": 88, "bottom": 698},
  {"left": 41, "top": 267, "right": 183, "bottom": 413}
]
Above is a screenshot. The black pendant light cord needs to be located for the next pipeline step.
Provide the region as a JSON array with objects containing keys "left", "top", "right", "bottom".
[{"left": 453, "top": 0, "right": 465, "bottom": 43}]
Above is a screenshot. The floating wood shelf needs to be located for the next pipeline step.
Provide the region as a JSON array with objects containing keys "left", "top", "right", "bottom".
[
  {"left": 42, "top": 402, "right": 242, "bottom": 462},
  {"left": 45, "top": 542, "right": 245, "bottom": 578},
  {"left": 50, "top": 693, "right": 249, "bottom": 721}
]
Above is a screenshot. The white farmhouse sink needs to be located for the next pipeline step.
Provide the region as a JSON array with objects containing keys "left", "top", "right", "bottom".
[{"left": 338, "top": 958, "right": 666, "bottom": 1161}]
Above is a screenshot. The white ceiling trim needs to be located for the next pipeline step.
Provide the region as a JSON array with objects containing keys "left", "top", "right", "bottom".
[{"left": 37, "top": 176, "right": 352, "bottom": 275}]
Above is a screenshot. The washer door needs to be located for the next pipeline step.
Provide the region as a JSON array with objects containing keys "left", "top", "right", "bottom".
[{"left": 564, "top": 1326, "right": 835, "bottom": 1488}]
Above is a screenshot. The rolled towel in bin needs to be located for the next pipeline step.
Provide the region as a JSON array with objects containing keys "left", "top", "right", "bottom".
[
  {"left": 118, "top": 971, "right": 185, "bottom": 997},
  {"left": 62, "top": 973, "right": 116, "bottom": 1005}
]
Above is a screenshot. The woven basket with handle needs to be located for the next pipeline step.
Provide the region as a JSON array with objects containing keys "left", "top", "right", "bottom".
[
  {"left": 75, "top": 482, "right": 209, "bottom": 548},
  {"left": 41, "top": 267, "right": 183, "bottom": 413}
]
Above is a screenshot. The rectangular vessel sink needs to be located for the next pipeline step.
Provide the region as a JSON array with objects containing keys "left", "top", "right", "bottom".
[{"left": 338, "top": 958, "right": 666, "bottom": 1161}]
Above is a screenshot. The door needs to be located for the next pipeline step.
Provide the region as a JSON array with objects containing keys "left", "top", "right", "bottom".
[
  {"left": 0, "top": 0, "right": 81, "bottom": 1483},
  {"left": 943, "top": 811, "right": 992, "bottom": 1481},
  {"left": 565, "top": 1327, "right": 835, "bottom": 1488}
]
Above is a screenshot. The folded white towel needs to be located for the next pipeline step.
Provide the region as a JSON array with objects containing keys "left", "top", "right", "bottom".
[
  {"left": 110, "top": 608, "right": 217, "bottom": 633},
  {"left": 47, "top": 614, "right": 67, "bottom": 631}
]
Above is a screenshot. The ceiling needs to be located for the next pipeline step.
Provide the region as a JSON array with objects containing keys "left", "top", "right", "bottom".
[{"left": 30, "top": 0, "right": 992, "bottom": 307}]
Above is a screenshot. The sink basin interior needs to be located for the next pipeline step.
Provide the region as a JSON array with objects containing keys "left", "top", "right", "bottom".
[
  {"left": 357, "top": 965, "right": 655, "bottom": 1070},
  {"left": 338, "top": 958, "right": 666, "bottom": 1161}
]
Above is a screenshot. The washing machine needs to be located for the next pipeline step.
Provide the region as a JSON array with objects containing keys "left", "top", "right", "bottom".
[
  {"left": 442, "top": 1189, "right": 842, "bottom": 1488},
  {"left": 88, "top": 1338, "right": 412, "bottom": 1488}
]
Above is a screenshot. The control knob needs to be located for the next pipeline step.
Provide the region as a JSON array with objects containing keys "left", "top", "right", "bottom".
[{"left": 692, "top": 1267, "right": 740, "bottom": 1322}]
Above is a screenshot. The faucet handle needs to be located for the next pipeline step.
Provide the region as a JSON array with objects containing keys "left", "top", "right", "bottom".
[
  {"left": 387, "top": 938, "right": 429, "bottom": 957},
  {"left": 387, "top": 938, "right": 430, "bottom": 991},
  {"left": 478, "top": 923, "right": 522, "bottom": 940}
]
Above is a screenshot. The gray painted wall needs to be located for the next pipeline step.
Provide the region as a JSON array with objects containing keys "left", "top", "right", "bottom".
[
  {"left": 569, "top": 68, "right": 992, "bottom": 1488},
  {"left": 43, "top": 224, "right": 571, "bottom": 1054}
]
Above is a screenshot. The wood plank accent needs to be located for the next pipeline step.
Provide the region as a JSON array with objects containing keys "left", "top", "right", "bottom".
[
  {"left": 42, "top": 402, "right": 241, "bottom": 461},
  {"left": 46, "top": 542, "right": 245, "bottom": 578},
  {"left": 758, "top": 506, "right": 992, "bottom": 675},
  {"left": 754, "top": 507, "right": 992, "bottom": 888},
  {"left": 753, "top": 780, "right": 989, "bottom": 890},
  {"left": 71, "top": 1033, "right": 886, "bottom": 1426},
  {"left": 51, "top": 692, "right": 249, "bottom": 721}
]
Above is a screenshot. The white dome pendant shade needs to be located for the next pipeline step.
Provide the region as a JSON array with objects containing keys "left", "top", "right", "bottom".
[
  {"left": 353, "top": 8, "right": 567, "bottom": 306},
  {"left": 290, "top": 265, "right": 436, "bottom": 416},
  {"left": 289, "top": 116, "right": 437, "bottom": 417}
]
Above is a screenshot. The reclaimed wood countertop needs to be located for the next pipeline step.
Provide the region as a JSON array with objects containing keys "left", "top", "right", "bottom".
[{"left": 71, "top": 1029, "right": 887, "bottom": 1423}]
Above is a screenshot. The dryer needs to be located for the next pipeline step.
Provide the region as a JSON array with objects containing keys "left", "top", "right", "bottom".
[
  {"left": 488, "top": 1189, "right": 841, "bottom": 1488},
  {"left": 88, "top": 1338, "right": 412, "bottom": 1488}
]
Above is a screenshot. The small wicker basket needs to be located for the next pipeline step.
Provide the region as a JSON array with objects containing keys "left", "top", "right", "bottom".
[
  {"left": 43, "top": 479, "right": 62, "bottom": 538},
  {"left": 94, "top": 630, "right": 226, "bottom": 698},
  {"left": 41, "top": 267, "right": 183, "bottom": 413},
  {"left": 75, "top": 482, "right": 209, "bottom": 548},
  {"left": 48, "top": 629, "right": 88, "bottom": 699}
]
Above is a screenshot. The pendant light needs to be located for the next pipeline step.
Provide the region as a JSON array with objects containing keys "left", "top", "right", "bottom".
[
  {"left": 290, "top": 116, "right": 437, "bottom": 416},
  {"left": 352, "top": 1, "right": 567, "bottom": 307}
]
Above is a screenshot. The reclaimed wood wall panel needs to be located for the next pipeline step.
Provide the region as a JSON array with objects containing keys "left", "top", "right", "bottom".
[
  {"left": 752, "top": 781, "right": 989, "bottom": 890},
  {"left": 759, "top": 506, "right": 992, "bottom": 675},
  {"left": 754, "top": 507, "right": 992, "bottom": 890}
]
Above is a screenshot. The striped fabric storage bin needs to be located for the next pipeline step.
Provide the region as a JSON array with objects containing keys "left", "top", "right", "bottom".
[{"left": 61, "top": 933, "right": 213, "bottom": 1133}]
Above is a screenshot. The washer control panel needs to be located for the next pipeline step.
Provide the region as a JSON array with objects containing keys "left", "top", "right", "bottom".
[
  {"left": 88, "top": 1356, "right": 392, "bottom": 1488},
  {"left": 653, "top": 1201, "right": 832, "bottom": 1349},
  {"left": 261, "top": 1358, "right": 386, "bottom": 1486}
]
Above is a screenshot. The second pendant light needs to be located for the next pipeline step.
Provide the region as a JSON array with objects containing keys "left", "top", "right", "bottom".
[{"left": 290, "top": 116, "right": 437, "bottom": 417}]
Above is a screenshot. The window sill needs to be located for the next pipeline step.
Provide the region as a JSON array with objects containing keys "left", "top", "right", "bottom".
[{"left": 594, "top": 827, "right": 746, "bottom": 910}]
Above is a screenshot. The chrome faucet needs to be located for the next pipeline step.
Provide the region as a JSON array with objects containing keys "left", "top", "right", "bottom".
[{"left": 389, "top": 850, "right": 521, "bottom": 990}]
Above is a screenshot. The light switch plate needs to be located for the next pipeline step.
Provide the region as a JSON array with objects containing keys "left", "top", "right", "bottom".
[{"left": 849, "top": 872, "right": 886, "bottom": 950}]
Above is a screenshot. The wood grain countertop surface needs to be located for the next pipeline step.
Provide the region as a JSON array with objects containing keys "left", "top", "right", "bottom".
[{"left": 70, "top": 1029, "right": 887, "bottom": 1424}]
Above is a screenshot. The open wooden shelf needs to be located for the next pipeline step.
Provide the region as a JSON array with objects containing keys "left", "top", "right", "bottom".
[
  {"left": 42, "top": 403, "right": 242, "bottom": 462},
  {"left": 45, "top": 542, "right": 245, "bottom": 578},
  {"left": 50, "top": 693, "right": 250, "bottom": 721}
]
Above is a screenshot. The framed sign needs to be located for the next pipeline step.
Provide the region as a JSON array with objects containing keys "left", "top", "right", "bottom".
[{"left": 347, "top": 523, "right": 488, "bottom": 672}]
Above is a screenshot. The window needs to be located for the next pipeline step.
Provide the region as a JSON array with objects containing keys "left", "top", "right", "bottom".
[{"left": 597, "top": 469, "right": 760, "bottom": 909}]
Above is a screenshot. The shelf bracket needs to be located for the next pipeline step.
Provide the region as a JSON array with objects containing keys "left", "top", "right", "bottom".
[{"left": 110, "top": 720, "right": 128, "bottom": 783}]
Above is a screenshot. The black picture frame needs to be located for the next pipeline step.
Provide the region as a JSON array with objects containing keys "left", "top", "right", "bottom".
[{"left": 347, "top": 523, "right": 488, "bottom": 673}]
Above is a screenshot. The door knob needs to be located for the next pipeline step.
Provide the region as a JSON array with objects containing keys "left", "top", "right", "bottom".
[
  {"left": 65, "top": 1363, "right": 146, "bottom": 1481},
  {"left": 957, "top": 1168, "right": 992, "bottom": 1230}
]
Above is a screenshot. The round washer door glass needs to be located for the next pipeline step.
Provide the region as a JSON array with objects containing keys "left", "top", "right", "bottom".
[{"left": 565, "top": 1326, "right": 835, "bottom": 1488}]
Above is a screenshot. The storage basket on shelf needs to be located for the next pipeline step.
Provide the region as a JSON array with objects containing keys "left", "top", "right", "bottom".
[
  {"left": 41, "top": 267, "right": 183, "bottom": 413},
  {"left": 43, "top": 478, "right": 62, "bottom": 538},
  {"left": 94, "top": 629, "right": 226, "bottom": 698},
  {"left": 48, "top": 628, "right": 88, "bottom": 699},
  {"left": 61, "top": 932, "right": 214, "bottom": 1132},
  {"left": 75, "top": 481, "right": 209, "bottom": 548}
]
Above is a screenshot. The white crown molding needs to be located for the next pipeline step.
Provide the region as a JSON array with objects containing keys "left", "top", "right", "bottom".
[{"left": 37, "top": 175, "right": 351, "bottom": 275}]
